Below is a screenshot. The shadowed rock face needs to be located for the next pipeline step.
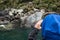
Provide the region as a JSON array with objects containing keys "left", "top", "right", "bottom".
[
  {"left": 0, "top": 10, "right": 12, "bottom": 30},
  {"left": 0, "top": 9, "right": 21, "bottom": 31}
]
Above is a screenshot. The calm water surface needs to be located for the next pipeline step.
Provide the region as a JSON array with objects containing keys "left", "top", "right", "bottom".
[{"left": 0, "top": 28, "right": 42, "bottom": 40}]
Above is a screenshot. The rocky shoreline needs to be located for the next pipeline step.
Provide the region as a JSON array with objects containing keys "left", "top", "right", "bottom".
[{"left": 0, "top": 8, "right": 45, "bottom": 31}]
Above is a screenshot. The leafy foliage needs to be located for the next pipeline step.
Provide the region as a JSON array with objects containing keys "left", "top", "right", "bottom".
[{"left": 0, "top": 0, "right": 60, "bottom": 12}]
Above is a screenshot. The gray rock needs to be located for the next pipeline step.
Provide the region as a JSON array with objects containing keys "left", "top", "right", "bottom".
[{"left": 24, "top": 11, "right": 44, "bottom": 27}]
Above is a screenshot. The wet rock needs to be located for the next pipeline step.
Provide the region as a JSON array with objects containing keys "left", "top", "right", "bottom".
[{"left": 24, "top": 9, "right": 45, "bottom": 28}]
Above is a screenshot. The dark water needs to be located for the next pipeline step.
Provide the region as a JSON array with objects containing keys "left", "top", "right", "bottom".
[{"left": 0, "top": 28, "right": 42, "bottom": 40}]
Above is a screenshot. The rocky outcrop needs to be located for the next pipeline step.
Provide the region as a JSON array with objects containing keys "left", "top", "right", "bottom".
[
  {"left": 0, "top": 8, "right": 45, "bottom": 30},
  {"left": 22, "top": 9, "right": 45, "bottom": 28}
]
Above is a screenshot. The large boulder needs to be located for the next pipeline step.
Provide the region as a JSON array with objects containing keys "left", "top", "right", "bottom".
[{"left": 22, "top": 9, "right": 45, "bottom": 28}]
